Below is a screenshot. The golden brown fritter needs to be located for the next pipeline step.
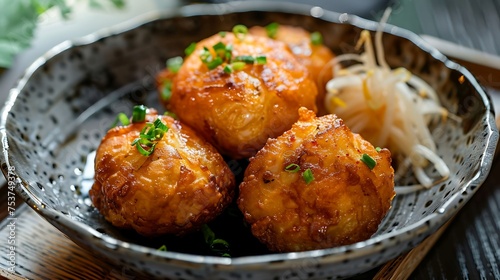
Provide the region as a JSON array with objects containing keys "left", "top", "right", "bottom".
[
  {"left": 238, "top": 108, "right": 395, "bottom": 252},
  {"left": 249, "top": 25, "right": 335, "bottom": 115},
  {"left": 164, "top": 32, "right": 318, "bottom": 159},
  {"left": 90, "top": 110, "right": 235, "bottom": 237}
]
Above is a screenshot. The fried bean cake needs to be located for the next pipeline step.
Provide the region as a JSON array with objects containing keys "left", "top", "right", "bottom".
[
  {"left": 160, "top": 31, "right": 318, "bottom": 159},
  {"left": 90, "top": 109, "right": 235, "bottom": 237},
  {"left": 238, "top": 108, "right": 395, "bottom": 252}
]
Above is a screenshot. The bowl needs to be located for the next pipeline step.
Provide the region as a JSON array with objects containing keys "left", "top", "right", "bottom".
[{"left": 1, "top": 2, "right": 498, "bottom": 279}]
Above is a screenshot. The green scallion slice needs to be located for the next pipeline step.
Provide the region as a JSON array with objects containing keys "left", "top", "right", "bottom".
[
  {"left": 184, "top": 42, "right": 197, "bottom": 56},
  {"left": 161, "top": 80, "right": 172, "bottom": 101},
  {"left": 158, "top": 245, "right": 167, "bottom": 251},
  {"left": 223, "top": 64, "right": 232, "bottom": 74},
  {"left": 231, "top": 61, "right": 246, "bottom": 71},
  {"left": 131, "top": 118, "right": 169, "bottom": 156},
  {"left": 211, "top": 239, "right": 230, "bottom": 257},
  {"left": 265, "top": 22, "right": 279, "bottom": 39},
  {"left": 375, "top": 147, "right": 382, "bottom": 152},
  {"left": 163, "top": 111, "right": 177, "bottom": 119},
  {"left": 111, "top": 112, "right": 130, "bottom": 128},
  {"left": 310, "top": 31, "right": 323, "bottom": 45},
  {"left": 201, "top": 224, "right": 231, "bottom": 257},
  {"left": 232, "top": 24, "right": 248, "bottom": 40},
  {"left": 201, "top": 224, "right": 215, "bottom": 245},
  {"left": 255, "top": 55, "right": 267, "bottom": 65},
  {"left": 302, "top": 168, "right": 314, "bottom": 184},
  {"left": 361, "top": 154, "right": 376, "bottom": 170},
  {"left": 233, "top": 55, "right": 255, "bottom": 64},
  {"left": 131, "top": 105, "right": 147, "bottom": 123},
  {"left": 206, "top": 56, "right": 223, "bottom": 70},
  {"left": 213, "top": 41, "right": 227, "bottom": 58},
  {"left": 153, "top": 118, "right": 169, "bottom": 133},
  {"left": 200, "top": 47, "right": 212, "bottom": 63},
  {"left": 224, "top": 44, "right": 233, "bottom": 61},
  {"left": 166, "top": 56, "right": 183, "bottom": 73},
  {"left": 285, "top": 163, "right": 300, "bottom": 173},
  {"left": 137, "top": 142, "right": 155, "bottom": 156}
]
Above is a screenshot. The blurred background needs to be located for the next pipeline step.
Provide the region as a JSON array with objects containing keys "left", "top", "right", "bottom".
[{"left": 190, "top": 0, "right": 500, "bottom": 56}]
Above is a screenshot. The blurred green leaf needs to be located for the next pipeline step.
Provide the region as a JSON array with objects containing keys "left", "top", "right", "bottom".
[
  {"left": 0, "top": 0, "right": 125, "bottom": 69},
  {"left": 0, "top": 0, "right": 39, "bottom": 68},
  {"left": 109, "top": 0, "right": 125, "bottom": 9}
]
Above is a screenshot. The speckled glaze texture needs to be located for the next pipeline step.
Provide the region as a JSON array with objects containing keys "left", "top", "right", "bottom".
[{"left": 0, "top": 2, "right": 497, "bottom": 279}]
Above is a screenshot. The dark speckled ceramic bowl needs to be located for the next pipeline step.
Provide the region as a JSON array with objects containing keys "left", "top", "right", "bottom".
[{"left": 1, "top": 2, "right": 497, "bottom": 279}]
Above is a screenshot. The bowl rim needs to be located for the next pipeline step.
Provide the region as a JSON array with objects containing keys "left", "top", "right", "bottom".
[{"left": 1, "top": 0, "right": 498, "bottom": 268}]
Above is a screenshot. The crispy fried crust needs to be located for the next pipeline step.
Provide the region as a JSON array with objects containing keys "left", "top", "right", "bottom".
[
  {"left": 165, "top": 32, "right": 318, "bottom": 159},
  {"left": 249, "top": 25, "right": 334, "bottom": 115},
  {"left": 238, "top": 108, "right": 395, "bottom": 252},
  {"left": 89, "top": 111, "right": 235, "bottom": 237}
]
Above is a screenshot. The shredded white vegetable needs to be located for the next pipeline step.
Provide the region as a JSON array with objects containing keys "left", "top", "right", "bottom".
[{"left": 324, "top": 8, "right": 458, "bottom": 194}]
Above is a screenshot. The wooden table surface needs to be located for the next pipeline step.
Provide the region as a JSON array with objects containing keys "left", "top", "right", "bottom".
[{"left": 1, "top": 1, "right": 500, "bottom": 279}]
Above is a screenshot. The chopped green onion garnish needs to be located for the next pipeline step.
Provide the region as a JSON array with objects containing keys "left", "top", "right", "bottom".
[
  {"left": 158, "top": 245, "right": 167, "bottom": 251},
  {"left": 213, "top": 41, "right": 227, "bottom": 57},
  {"left": 200, "top": 47, "right": 212, "bottom": 63},
  {"left": 111, "top": 112, "right": 130, "bottom": 128},
  {"left": 161, "top": 80, "right": 172, "bottom": 101},
  {"left": 285, "top": 163, "right": 300, "bottom": 173},
  {"left": 213, "top": 41, "right": 224, "bottom": 49},
  {"left": 375, "top": 147, "right": 382, "bottom": 152},
  {"left": 232, "top": 24, "right": 248, "bottom": 40},
  {"left": 255, "top": 55, "right": 267, "bottom": 65},
  {"left": 303, "top": 168, "right": 314, "bottom": 184},
  {"left": 131, "top": 118, "right": 169, "bottom": 156},
  {"left": 201, "top": 224, "right": 231, "bottom": 257},
  {"left": 219, "top": 31, "right": 227, "bottom": 38},
  {"left": 231, "top": 61, "right": 246, "bottom": 71},
  {"left": 132, "top": 105, "right": 147, "bottom": 123},
  {"left": 206, "top": 56, "right": 223, "bottom": 70},
  {"left": 233, "top": 55, "right": 255, "bottom": 64},
  {"left": 361, "top": 154, "right": 376, "bottom": 170},
  {"left": 211, "top": 239, "right": 230, "bottom": 257},
  {"left": 199, "top": 45, "right": 225, "bottom": 70},
  {"left": 202, "top": 224, "right": 215, "bottom": 245},
  {"left": 265, "top": 22, "right": 279, "bottom": 39},
  {"left": 224, "top": 44, "right": 233, "bottom": 60},
  {"left": 164, "top": 111, "right": 177, "bottom": 119},
  {"left": 185, "top": 42, "right": 197, "bottom": 56},
  {"left": 310, "top": 31, "right": 323, "bottom": 45},
  {"left": 166, "top": 56, "right": 183, "bottom": 73},
  {"left": 223, "top": 64, "right": 232, "bottom": 74},
  {"left": 135, "top": 142, "right": 155, "bottom": 156},
  {"left": 153, "top": 118, "right": 168, "bottom": 134}
]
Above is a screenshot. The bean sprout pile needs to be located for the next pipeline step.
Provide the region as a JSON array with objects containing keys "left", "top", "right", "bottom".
[{"left": 324, "top": 10, "right": 458, "bottom": 194}]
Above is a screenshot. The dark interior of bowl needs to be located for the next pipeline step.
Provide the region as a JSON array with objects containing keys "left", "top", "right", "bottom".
[{"left": 3, "top": 8, "right": 493, "bottom": 259}]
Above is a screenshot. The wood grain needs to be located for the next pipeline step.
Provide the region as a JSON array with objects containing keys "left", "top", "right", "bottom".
[
  {"left": 373, "top": 220, "right": 453, "bottom": 280},
  {"left": 0, "top": 205, "right": 142, "bottom": 280}
]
